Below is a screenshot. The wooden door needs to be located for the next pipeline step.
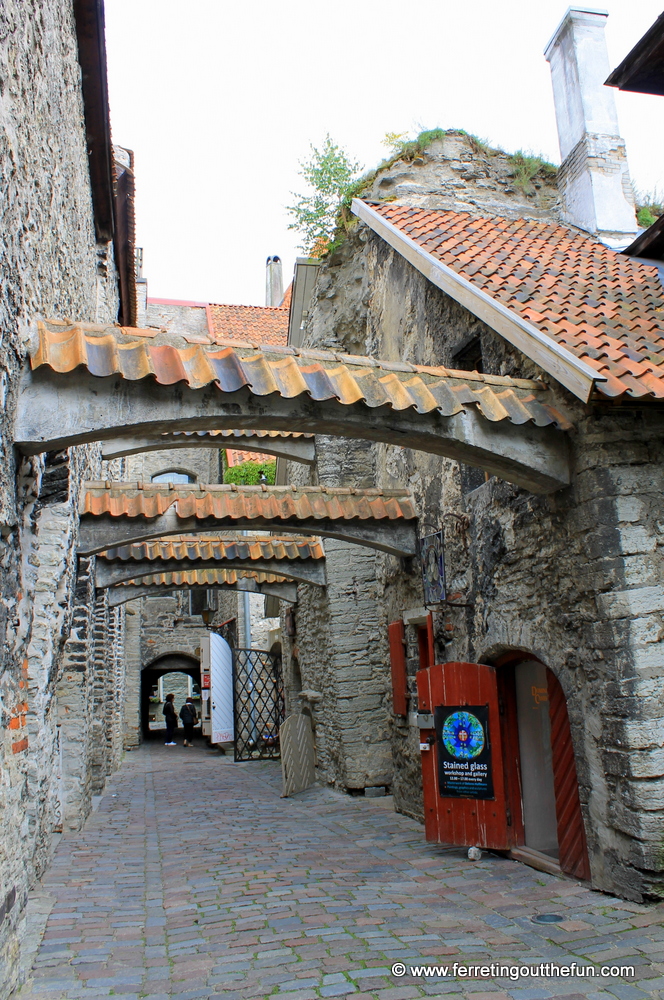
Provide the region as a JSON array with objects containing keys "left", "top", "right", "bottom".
[
  {"left": 417, "top": 662, "right": 517, "bottom": 850},
  {"left": 547, "top": 669, "right": 591, "bottom": 880}
]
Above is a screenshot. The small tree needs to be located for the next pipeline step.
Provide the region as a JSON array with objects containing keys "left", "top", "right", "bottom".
[{"left": 287, "top": 135, "right": 361, "bottom": 253}]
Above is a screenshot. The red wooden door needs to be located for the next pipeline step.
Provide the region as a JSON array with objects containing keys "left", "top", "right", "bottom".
[
  {"left": 417, "top": 662, "right": 517, "bottom": 850},
  {"left": 547, "top": 669, "right": 591, "bottom": 880},
  {"left": 388, "top": 621, "right": 408, "bottom": 717}
]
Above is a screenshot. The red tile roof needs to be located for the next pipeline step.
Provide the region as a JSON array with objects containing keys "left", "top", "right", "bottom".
[
  {"left": 206, "top": 302, "right": 288, "bottom": 347},
  {"left": 371, "top": 203, "right": 664, "bottom": 400}
]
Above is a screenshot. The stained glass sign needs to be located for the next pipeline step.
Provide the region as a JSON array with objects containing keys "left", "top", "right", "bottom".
[{"left": 434, "top": 704, "right": 494, "bottom": 799}]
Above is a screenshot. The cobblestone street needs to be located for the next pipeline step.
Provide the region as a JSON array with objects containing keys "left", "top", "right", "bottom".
[{"left": 17, "top": 743, "right": 664, "bottom": 1000}]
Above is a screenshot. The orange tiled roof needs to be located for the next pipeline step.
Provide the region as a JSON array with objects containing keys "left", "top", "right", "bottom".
[
  {"left": 32, "top": 321, "right": 572, "bottom": 429},
  {"left": 81, "top": 483, "right": 417, "bottom": 523},
  {"left": 206, "top": 303, "right": 288, "bottom": 346},
  {"left": 371, "top": 203, "right": 664, "bottom": 400},
  {"left": 99, "top": 535, "right": 324, "bottom": 563},
  {"left": 114, "top": 568, "right": 292, "bottom": 588},
  {"left": 226, "top": 449, "right": 274, "bottom": 466}
]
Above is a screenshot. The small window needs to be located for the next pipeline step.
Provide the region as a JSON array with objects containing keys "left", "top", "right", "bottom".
[
  {"left": 151, "top": 471, "right": 195, "bottom": 484},
  {"left": 452, "top": 337, "right": 483, "bottom": 373}
]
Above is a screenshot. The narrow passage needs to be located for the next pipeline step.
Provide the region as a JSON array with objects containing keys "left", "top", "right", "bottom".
[{"left": 18, "top": 744, "right": 664, "bottom": 1000}]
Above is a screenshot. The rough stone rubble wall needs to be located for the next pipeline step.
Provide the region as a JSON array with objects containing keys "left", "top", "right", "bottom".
[
  {"left": 0, "top": 2, "right": 121, "bottom": 994},
  {"left": 288, "top": 135, "right": 664, "bottom": 900}
]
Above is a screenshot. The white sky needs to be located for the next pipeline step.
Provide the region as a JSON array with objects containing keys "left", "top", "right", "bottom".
[{"left": 104, "top": 0, "right": 664, "bottom": 308}]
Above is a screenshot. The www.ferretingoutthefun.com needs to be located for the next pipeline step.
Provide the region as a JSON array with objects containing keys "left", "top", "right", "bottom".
[{"left": 390, "top": 962, "right": 636, "bottom": 981}]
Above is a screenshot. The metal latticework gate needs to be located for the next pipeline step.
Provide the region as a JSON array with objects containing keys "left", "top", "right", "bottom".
[{"left": 233, "top": 648, "right": 285, "bottom": 762}]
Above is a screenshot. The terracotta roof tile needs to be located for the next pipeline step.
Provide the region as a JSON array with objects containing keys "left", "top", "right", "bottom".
[
  {"left": 206, "top": 302, "right": 288, "bottom": 346},
  {"left": 372, "top": 203, "right": 664, "bottom": 400},
  {"left": 99, "top": 535, "right": 324, "bottom": 563},
  {"left": 32, "top": 321, "right": 572, "bottom": 431},
  {"left": 81, "top": 483, "right": 418, "bottom": 524}
]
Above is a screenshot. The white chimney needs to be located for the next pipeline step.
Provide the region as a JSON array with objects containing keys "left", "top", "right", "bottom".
[
  {"left": 545, "top": 7, "right": 637, "bottom": 242},
  {"left": 265, "top": 255, "right": 283, "bottom": 306}
]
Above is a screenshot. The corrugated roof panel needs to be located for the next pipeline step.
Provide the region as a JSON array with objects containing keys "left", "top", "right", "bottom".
[
  {"left": 81, "top": 483, "right": 418, "bottom": 523},
  {"left": 31, "top": 320, "right": 572, "bottom": 430},
  {"left": 99, "top": 535, "right": 324, "bottom": 563}
]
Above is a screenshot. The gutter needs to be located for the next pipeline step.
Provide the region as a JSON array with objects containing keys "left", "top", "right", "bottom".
[{"left": 352, "top": 199, "right": 605, "bottom": 404}]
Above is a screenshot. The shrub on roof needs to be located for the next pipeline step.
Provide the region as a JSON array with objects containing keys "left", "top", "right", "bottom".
[{"left": 223, "top": 460, "right": 276, "bottom": 486}]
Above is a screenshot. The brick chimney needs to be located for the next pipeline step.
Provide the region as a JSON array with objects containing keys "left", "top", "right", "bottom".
[
  {"left": 265, "top": 255, "right": 283, "bottom": 306},
  {"left": 545, "top": 7, "right": 637, "bottom": 243}
]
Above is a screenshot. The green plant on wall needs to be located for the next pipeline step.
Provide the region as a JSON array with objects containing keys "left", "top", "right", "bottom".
[
  {"left": 223, "top": 460, "right": 276, "bottom": 486},
  {"left": 507, "top": 151, "right": 558, "bottom": 194},
  {"left": 287, "top": 135, "right": 361, "bottom": 253}
]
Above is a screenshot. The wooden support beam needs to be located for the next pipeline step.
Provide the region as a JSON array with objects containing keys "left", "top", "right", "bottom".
[
  {"left": 78, "top": 511, "right": 418, "bottom": 559},
  {"left": 95, "top": 556, "right": 326, "bottom": 589},
  {"left": 17, "top": 367, "right": 571, "bottom": 494}
]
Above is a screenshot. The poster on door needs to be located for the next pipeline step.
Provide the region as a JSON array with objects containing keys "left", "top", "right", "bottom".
[{"left": 434, "top": 704, "right": 494, "bottom": 799}]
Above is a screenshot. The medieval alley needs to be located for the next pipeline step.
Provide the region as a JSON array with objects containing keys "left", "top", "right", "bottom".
[
  {"left": 16, "top": 743, "right": 664, "bottom": 1000},
  {"left": 2, "top": 2, "right": 664, "bottom": 999}
]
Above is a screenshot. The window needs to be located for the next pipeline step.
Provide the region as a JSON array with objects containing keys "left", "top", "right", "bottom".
[
  {"left": 451, "top": 337, "right": 483, "bottom": 373},
  {"left": 151, "top": 471, "right": 195, "bottom": 484}
]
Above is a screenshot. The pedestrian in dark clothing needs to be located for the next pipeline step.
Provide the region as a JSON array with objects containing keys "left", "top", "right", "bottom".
[
  {"left": 179, "top": 697, "right": 198, "bottom": 747},
  {"left": 163, "top": 693, "right": 177, "bottom": 745}
]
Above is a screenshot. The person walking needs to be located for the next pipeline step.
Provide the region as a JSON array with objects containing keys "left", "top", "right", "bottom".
[
  {"left": 163, "top": 693, "right": 177, "bottom": 745},
  {"left": 179, "top": 697, "right": 198, "bottom": 747}
]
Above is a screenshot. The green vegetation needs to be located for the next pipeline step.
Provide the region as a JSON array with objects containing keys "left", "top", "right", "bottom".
[
  {"left": 223, "top": 460, "right": 276, "bottom": 486},
  {"left": 507, "top": 151, "right": 558, "bottom": 195},
  {"left": 635, "top": 190, "right": 662, "bottom": 228},
  {"left": 287, "top": 135, "right": 362, "bottom": 254},
  {"left": 287, "top": 127, "right": 559, "bottom": 259}
]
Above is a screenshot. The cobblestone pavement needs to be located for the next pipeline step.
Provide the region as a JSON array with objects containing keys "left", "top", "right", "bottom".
[{"left": 17, "top": 742, "right": 664, "bottom": 1000}]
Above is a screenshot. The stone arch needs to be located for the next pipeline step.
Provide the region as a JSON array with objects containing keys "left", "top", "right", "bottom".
[
  {"left": 487, "top": 647, "right": 591, "bottom": 882},
  {"left": 141, "top": 652, "right": 200, "bottom": 739}
]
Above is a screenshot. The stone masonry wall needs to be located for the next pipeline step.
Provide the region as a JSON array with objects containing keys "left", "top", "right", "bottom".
[
  {"left": 292, "top": 135, "right": 664, "bottom": 899},
  {"left": 0, "top": 2, "right": 120, "bottom": 993}
]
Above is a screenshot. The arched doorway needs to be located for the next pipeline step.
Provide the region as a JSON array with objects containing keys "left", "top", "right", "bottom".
[
  {"left": 141, "top": 653, "right": 201, "bottom": 740},
  {"left": 416, "top": 656, "right": 591, "bottom": 882},
  {"left": 495, "top": 653, "right": 591, "bottom": 880}
]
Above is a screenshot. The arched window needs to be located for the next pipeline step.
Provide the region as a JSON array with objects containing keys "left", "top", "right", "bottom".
[{"left": 151, "top": 470, "right": 195, "bottom": 484}]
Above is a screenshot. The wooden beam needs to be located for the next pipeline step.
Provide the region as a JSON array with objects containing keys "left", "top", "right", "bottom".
[
  {"left": 78, "top": 511, "right": 418, "bottom": 559},
  {"left": 107, "top": 580, "right": 298, "bottom": 607},
  {"left": 16, "top": 368, "right": 571, "bottom": 494},
  {"left": 96, "top": 556, "right": 326, "bottom": 589}
]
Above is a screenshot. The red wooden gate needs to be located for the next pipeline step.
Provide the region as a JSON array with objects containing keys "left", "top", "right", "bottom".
[
  {"left": 547, "top": 669, "right": 591, "bottom": 880},
  {"left": 417, "top": 661, "right": 517, "bottom": 851}
]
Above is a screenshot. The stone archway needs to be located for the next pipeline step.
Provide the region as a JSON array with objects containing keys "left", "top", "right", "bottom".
[{"left": 141, "top": 653, "right": 200, "bottom": 740}]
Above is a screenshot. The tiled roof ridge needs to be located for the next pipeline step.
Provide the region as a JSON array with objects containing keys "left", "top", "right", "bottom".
[
  {"left": 114, "top": 569, "right": 292, "bottom": 587},
  {"left": 208, "top": 301, "right": 289, "bottom": 313}
]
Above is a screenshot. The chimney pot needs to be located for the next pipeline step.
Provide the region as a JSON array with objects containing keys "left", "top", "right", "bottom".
[{"left": 265, "top": 255, "right": 284, "bottom": 307}]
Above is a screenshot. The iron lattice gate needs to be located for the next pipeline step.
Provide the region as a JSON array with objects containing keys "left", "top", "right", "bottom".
[{"left": 233, "top": 648, "right": 285, "bottom": 762}]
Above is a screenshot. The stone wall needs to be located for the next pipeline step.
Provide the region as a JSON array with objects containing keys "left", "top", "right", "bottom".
[
  {"left": 0, "top": 1, "right": 121, "bottom": 993},
  {"left": 289, "top": 135, "right": 664, "bottom": 899}
]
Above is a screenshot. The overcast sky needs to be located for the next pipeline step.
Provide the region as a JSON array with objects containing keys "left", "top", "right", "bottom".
[{"left": 104, "top": 1, "right": 664, "bottom": 309}]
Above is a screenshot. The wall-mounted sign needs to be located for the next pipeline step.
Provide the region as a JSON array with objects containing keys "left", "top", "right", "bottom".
[
  {"left": 420, "top": 530, "right": 446, "bottom": 605},
  {"left": 434, "top": 705, "right": 494, "bottom": 799}
]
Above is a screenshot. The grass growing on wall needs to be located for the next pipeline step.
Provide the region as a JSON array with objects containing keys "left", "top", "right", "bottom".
[{"left": 223, "top": 460, "right": 276, "bottom": 486}]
